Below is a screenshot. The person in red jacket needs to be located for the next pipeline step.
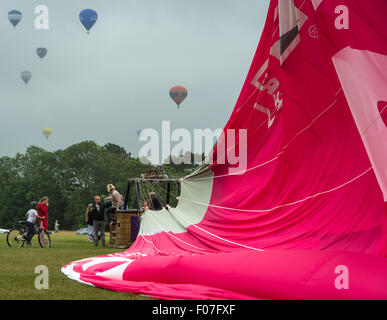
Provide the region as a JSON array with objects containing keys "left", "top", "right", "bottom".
[{"left": 38, "top": 196, "right": 49, "bottom": 231}]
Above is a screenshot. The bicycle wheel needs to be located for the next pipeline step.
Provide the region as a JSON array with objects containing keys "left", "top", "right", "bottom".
[
  {"left": 38, "top": 230, "right": 51, "bottom": 248},
  {"left": 7, "top": 228, "right": 26, "bottom": 248}
]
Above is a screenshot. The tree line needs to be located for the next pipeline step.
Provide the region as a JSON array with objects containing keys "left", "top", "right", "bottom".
[{"left": 0, "top": 141, "right": 201, "bottom": 230}]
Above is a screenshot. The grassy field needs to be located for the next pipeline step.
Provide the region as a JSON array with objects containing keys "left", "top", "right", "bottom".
[{"left": 0, "top": 231, "right": 151, "bottom": 300}]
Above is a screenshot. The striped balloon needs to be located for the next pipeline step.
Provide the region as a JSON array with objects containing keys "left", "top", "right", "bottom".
[
  {"left": 169, "top": 86, "right": 188, "bottom": 108},
  {"left": 8, "top": 10, "right": 22, "bottom": 28}
]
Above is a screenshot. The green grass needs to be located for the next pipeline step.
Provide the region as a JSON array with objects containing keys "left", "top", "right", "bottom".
[{"left": 0, "top": 231, "right": 151, "bottom": 300}]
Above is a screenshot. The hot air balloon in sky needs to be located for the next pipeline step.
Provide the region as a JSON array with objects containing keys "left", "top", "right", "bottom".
[
  {"left": 169, "top": 86, "right": 188, "bottom": 108},
  {"left": 42, "top": 128, "right": 52, "bottom": 140},
  {"left": 79, "top": 9, "right": 98, "bottom": 34},
  {"left": 8, "top": 10, "right": 22, "bottom": 29},
  {"left": 21, "top": 71, "right": 32, "bottom": 86},
  {"left": 36, "top": 48, "right": 47, "bottom": 61}
]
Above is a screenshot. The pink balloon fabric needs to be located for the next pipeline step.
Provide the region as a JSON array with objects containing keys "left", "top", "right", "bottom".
[{"left": 63, "top": 0, "right": 387, "bottom": 299}]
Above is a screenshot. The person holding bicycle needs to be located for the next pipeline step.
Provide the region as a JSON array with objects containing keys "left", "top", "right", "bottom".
[{"left": 25, "top": 201, "right": 45, "bottom": 247}]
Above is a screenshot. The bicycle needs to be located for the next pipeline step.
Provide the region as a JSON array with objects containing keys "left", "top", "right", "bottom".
[{"left": 6, "top": 221, "right": 51, "bottom": 248}]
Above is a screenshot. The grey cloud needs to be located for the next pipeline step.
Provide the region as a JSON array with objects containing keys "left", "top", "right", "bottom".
[{"left": 0, "top": 0, "right": 270, "bottom": 157}]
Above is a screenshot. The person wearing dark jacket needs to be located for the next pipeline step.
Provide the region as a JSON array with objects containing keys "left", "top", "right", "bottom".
[
  {"left": 149, "top": 192, "right": 163, "bottom": 211},
  {"left": 91, "top": 196, "right": 105, "bottom": 247}
]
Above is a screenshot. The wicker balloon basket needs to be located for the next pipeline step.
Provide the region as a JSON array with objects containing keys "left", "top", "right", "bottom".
[{"left": 110, "top": 211, "right": 140, "bottom": 249}]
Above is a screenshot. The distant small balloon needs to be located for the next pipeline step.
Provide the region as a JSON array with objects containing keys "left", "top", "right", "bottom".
[
  {"left": 169, "top": 86, "right": 188, "bottom": 108},
  {"left": 8, "top": 10, "right": 22, "bottom": 28},
  {"left": 79, "top": 9, "right": 98, "bottom": 33},
  {"left": 21, "top": 71, "right": 32, "bottom": 85},
  {"left": 42, "top": 128, "right": 52, "bottom": 140},
  {"left": 36, "top": 48, "right": 48, "bottom": 61}
]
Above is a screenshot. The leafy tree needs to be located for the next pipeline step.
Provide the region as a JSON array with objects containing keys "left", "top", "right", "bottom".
[{"left": 0, "top": 141, "right": 199, "bottom": 230}]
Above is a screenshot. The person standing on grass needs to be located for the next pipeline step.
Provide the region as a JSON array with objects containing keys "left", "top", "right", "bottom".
[
  {"left": 85, "top": 203, "right": 94, "bottom": 242},
  {"left": 54, "top": 220, "right": 60, "bottom": 233},
  {"left": 38, "top": 196, "right": 49, "bottom": 233},
  {"left": 25, "top": 201, "right": 45, "bottom": 246},
  {"left": 101, "top": 195, "right": 112, "bottom": 232},
  {"left": 91, "top": 195, "right": 105, "bottom": 247}
]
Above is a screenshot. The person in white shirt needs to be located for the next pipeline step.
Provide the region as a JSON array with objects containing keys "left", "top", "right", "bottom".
[
  {"left": 54, "top": 220, "right": 60, "bottom": 233},
  {"left": 25, "top": 201, "right": 45, "bottom": 246}
]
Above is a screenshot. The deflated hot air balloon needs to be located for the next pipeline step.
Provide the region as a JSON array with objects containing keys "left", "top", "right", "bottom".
[
  {"left": 42, "top": 128, "right": 52, "bottom": 140},
  {"left": 21, "top": 71, "right": 32, "bottom": 86},
  {"left": 8, "top": 10, "right": 22, "bottom": 29},
  {"left": 79, "top": 9, "right": 98, "bottom": 34},
  {"left": 169, "top": 86, "right": 188, "bottom": 108},
  {"left": 36, "top": 48, "right": 47, "bottom": 61}
]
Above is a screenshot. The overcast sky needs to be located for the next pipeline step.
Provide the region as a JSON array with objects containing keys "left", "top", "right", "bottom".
[{"left": 0, "top": 0, "right": 270, "bottom": 158}]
